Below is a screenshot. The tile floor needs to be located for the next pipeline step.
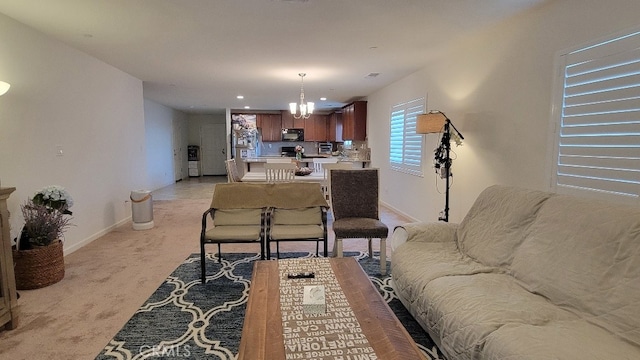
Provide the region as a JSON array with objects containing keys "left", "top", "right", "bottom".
[{"left": 152, "top": 175, "right": 226, "bottom": 200}]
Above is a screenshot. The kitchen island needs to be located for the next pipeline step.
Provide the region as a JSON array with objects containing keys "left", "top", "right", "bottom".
[
  {"left": 241, "top": 171, "right": 325, "bottom": 182},
  {"left": 241, "top": 156, "right": 369, "bottom": 174}
]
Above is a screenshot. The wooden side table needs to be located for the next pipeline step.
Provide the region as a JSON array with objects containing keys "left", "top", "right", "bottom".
[{"left": 0, "top": 187, "right": 19, "bottom": 330}]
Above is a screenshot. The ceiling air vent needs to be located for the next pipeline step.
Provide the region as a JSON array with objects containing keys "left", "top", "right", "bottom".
[{"left": 365, "top": 72, "right": 380, "bottom": 79}]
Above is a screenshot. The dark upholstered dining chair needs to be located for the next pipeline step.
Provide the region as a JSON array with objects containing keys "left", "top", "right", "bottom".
[{"left": 330, "top": 168, "right": 389, "bottom": 275}]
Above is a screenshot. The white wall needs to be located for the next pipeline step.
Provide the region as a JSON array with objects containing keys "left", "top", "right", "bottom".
[
  {"left": 143, "top": 99, "right": 188, "bottom": 189},
  {"left": 369, "top": 0, "right": 640, "bottom": 223},
  {"left": 4, "top": 0, "right": 639, "bottom": 252},
  {"left": 0, "top": 13, "right": 147, "bottom": 253}
]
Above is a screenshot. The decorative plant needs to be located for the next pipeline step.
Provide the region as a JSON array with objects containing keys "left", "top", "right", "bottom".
[
  {"left": 32, "top": 185, "right": 74, "bottom": 215},
  {"left": 295, "top": 145, "right": 304, "bottom": 160},
  {"left": 18, "top": 185, "right": 74, "bottom": 249}
]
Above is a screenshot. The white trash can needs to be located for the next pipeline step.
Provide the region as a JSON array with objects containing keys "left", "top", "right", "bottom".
[{"left": 130, "top": 190, "right": 154, "bottom": 230}]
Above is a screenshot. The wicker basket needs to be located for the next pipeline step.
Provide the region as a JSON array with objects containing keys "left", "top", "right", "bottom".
[{"left": 13, "top": 240, "right": 65, "bottom": 290}]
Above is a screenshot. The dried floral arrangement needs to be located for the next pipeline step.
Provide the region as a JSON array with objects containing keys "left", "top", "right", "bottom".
[{"left": 17, "top": 185, "right": 74, "bottom": 250}]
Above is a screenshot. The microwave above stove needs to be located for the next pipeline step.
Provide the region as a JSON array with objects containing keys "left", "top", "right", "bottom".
[{"left": 282, "top": 128, "right": 304, "bottom": 141}]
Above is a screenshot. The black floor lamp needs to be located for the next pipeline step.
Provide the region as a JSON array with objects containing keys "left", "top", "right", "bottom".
[{"left": 416, "top": 111, "right": 464, "bottom": 222}]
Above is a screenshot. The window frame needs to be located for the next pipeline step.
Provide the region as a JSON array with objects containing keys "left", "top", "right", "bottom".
[
  {"left": 549, "top": 28, "right": 640, "bottom": 206},
  {"left": 389, "top": 97, "right": 426, "bottom": 177}
]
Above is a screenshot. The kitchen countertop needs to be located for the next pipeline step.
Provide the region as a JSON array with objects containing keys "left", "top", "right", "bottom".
[{"left": 242, "top": 156, "right": 370, "bottom": 163}]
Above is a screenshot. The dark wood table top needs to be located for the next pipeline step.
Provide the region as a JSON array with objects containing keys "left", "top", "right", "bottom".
[{"left": 237, "top": 257, "right": 426, "bottom": 360}]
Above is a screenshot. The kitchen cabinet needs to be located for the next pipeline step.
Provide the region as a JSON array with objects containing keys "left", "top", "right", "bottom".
[
  {"left": 282, "top": 112, "right": 327, "bottom": 141},
  {"left": 313, "top": 114, "right": 329, "bottom": 141},
  {"left": 328, "top": 112, "right": 343, "bottom": 142},
  {"left": 0, "top": 187, "right": 18, "bottom": 330},
  {"left": 303, "top": 114, "right": 329, "bottom": 141},
  {"left": 256, "top": 113, "right": 282, "bottom": 142},
  {"left": 281, "top": 111, "right": 305, "bottom": 129},
  {"left": 342, "top": 101, "right": 367, "bottom": 141}
]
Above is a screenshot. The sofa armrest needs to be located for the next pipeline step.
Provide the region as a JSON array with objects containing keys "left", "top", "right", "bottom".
[{"left": 391, "top": 222, "right": 458, "bottom": 252}]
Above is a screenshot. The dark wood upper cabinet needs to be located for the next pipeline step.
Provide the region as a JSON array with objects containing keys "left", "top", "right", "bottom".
[
  {"left": 341, "top": 101, "right": 367, "bottom": 141},
  {"left": 252, "top": 110, "right": 334, "bottom": 142},
  {"left": 282, "top": 112, "right": 328, "bottom": 141},
  {"left": 304, "top": 114, "right": 328, "bottom": 142},
  {"left": 281, "top": 111, "right": 305, "bottom": 129},
  {"left": 313, "top": 114, "right": 329, "bottom": 142},
  {"left": 328, "top": 112, "right": 343, "bottom": 142},
  {"left": 256, "top": 113, "right": 282, "bottom": 142}
]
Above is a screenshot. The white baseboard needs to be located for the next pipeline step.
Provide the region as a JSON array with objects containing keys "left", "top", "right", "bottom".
[
  {"left": 379, "top": 200, "right": 420, "bottom": 223},
  {"left": 63, "top": 216, "right": 132, "bottom": 256}
]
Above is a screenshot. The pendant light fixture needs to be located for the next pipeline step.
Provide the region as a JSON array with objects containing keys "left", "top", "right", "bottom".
[
  {"left": 289, "top": 73, "right": 314, "bottom": 119},
  {"left": 0, "top": 81, "right": 10, "bottom": 96}
]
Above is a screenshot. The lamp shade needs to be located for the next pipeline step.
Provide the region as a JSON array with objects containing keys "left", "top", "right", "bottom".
[
  {"left": 416, "top": 111, "right": 447, "bottom": 134},
  {"left": 0, "top": 81, "right": 10, "bottom": 96}
]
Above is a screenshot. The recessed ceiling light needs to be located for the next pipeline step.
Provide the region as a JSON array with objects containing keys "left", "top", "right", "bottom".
[
  {"left": 237, "top": 95, "right": 244, "bottom": 99},
  {"left": 244, "top": 106, "right": 250, "bottom": 109},
  {"left": 320, "top": 97, "right": 327, "bottom": 101}
]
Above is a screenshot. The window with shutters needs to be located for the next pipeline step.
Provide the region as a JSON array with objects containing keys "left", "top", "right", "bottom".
[
  {"left": 389, "top": 97, "right": 425, "bottom": 176},
  {"left": 551, "top": 29, "right": 640, "bottom": 204}
]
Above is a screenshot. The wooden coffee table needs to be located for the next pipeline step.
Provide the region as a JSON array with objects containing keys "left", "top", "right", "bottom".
[{"left": 237, "top": 257, "right": 426, "bottom": 360}]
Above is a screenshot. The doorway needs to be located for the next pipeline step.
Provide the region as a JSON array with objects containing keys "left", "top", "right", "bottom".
[
  {"left": 201, "top": 123, "right": 227, "bottom": 176},
  {"left": 173, "top": 119, "right": 185, "bottom": 181}
]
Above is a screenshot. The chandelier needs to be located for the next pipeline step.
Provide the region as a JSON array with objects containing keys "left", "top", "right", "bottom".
[{"left": 289, "top": 73, "right": 314, "bottom": 119}]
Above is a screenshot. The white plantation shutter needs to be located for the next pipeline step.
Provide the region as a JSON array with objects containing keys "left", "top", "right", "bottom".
[
  {"left": 552, "top": 30, "right": 640, "bottom": 202},
  {"left": 389, "top": 98, "right": 425, "bottom": 176}
]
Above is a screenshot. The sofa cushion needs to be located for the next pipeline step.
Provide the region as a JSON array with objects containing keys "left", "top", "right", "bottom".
[
  {"left": 332, "top": 218, "right": 388, "bottom": 239},
  {"left": 391, "top": 241, "right": 497, "bottom": 308},
  {"left": 511, "top": 194, "right": 640, "bottom": 347},
  {"left": 456, "top": 185, "right": 552, "bottom": 267},
  {"left": 204, "top": 225, "right": 262, "bottom": 241},
  {"left": 270, "top": 224, "right": 324, "bottom": 240},
  {"left": 213, "top": 208, "right": 263, "bottom": 226},
  {"left": 481, "top": 321, "right": 640, "bottom": 360},
  {"left": 273, "top": 207, "right": 322, "bottom": 225},
  {"left": 416, "top": 273, "right": 578, "bottom": 360}
]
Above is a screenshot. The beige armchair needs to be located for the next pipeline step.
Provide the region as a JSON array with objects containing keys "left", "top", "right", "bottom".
[
  {"left": 201, "top": 183, "right": 329, "bottom": 282},
  {"left": 267, "top": 205, "right": 328, "bottom": 259},
  {"left": 200, "top": 206, "right": 266, "bottom": 283}
]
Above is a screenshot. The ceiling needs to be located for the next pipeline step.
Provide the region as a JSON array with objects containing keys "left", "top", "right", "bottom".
[{"left": 0, "top": 0, "right": 546, "bottom": 114}]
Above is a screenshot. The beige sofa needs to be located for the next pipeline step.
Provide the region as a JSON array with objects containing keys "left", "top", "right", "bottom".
[{"left": 391, "top": 185, "right": 640, "bottom": 359}]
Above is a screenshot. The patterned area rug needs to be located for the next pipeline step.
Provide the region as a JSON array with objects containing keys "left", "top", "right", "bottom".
[{"left": 96, "top": 252, "right": 444, "bottom": 360}]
